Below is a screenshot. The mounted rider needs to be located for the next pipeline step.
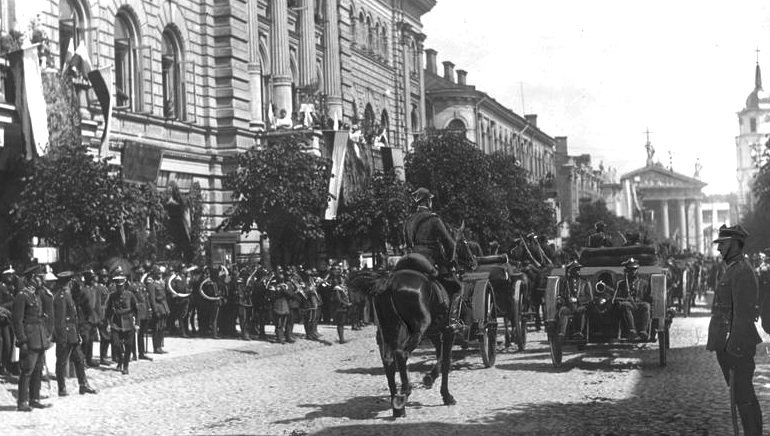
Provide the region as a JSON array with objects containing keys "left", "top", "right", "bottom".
[{"left": 402, "top": 187, "right": 463, "bottom": 330}]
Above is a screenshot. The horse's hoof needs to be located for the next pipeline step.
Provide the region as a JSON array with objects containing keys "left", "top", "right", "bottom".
[
  {"left": 401, "top": 386, "right": 413, "bottom": 400},
  {"left": 392, "top": 395, "right": 406, "bottom": 417},
  {"left": 442, "top": 394, "right": 456, "bottom": 406},
  {"left": 423, "top": 374, "right": 434, "bottom": 389}
]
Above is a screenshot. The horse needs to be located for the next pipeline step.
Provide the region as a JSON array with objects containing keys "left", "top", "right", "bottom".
[
  {"left": 351, "top": 223, "right": 477, "bottom": 417},
  {"left": 509, "top": 236, "right": 554, "bottom": 331}
]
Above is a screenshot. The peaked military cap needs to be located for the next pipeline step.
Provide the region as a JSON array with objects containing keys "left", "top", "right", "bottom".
[
  {"left": 712, "top": 224, "right": 749, "bottom": 243},
  {"left": 621, "top": 257, "right": 640, "bottom": 270},
  {"left": 23, "top": 263, "right": 42, "bottom": 277},
  {"left": 594, "top": 221, "right": 606, "bottom": 231},
  {"left": 1, "top": 265, "right": 14, "bottom": 275},
  {"left": 411, "top": 187, "right": 434, "bottom": 203},
  {"left": 565, "top": 260, "right": 582, "bottom": 272},
  {"left": 57, "top": 271, "right": 75, "bottom": 281},
  {"left": 111, "top": 266, "right": 126, "bottom": 282}
]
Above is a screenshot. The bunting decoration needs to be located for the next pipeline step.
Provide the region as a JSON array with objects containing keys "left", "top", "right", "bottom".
[{"left": 7, "top": 44, "right": 49, "bottom": 160}]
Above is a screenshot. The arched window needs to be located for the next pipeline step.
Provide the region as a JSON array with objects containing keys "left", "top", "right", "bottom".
[
  {"left": 380, "top": 109, "right": 390, "bottom": 145},
  {"left": 363, "top": 103, "right": 375, "bottom": 130},
  {"left": 350, "top": 100, "right": 359, "bottom": 125},
  {"left": 366, "top": 16, "right": 373, "bottom": 50},
  {"left": 381, "top": 25, "right": 388, "bottom": 58},
  {"left": 59, "top": 0, "right": 87, "bottom": 68},
  {"left": 161, "top": 28, "right": 184, "bottom": 119},
  {"left": 411, "top": 106, "right": 419, "bottom": 141},
  {"left": 409, "top": 40, "right": 416, "bottom": 74},
  {"left": 374, "top": 22, "right": 380, "bottom": 55},
  {"left": 358, "top": 12, "right": 365, "bottom": 46},
  {"left": 447, "top": 118, "right": 465, "bottom": 132},
  {"left": 114, "top": 10, "right": 141, "bottom": 110}
]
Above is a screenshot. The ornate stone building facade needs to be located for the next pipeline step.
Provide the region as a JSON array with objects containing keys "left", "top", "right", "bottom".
[
  {"left": 0, "top": 0, "right": 434, "bottom": 260},
  {"left": 423, "top": 49, "right": 555, "bottom": 185},
  {"left": 554, "top": 136, "right": 607, "bottom": 223}
]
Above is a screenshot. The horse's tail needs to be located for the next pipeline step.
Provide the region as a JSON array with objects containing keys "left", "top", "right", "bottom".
[{"left": 348, "top": 270, "right": 390, "bottom": 296}]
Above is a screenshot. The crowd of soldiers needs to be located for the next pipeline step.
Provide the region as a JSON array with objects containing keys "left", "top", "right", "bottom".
[{"left": 0, "top": 257, "right": 372, "bottom": 412}]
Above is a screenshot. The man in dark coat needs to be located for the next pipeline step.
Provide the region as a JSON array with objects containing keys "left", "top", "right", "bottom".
[
  {"left": 0, "top": 265, "right": 17, "bottom": 375},
  {"left": 150, "top": 266, "right": 169, "bottom": 354},
  {"left": 131, "top": 267, "right": 153, "bottom": 361},
  {"left": 587, "top": 221, "right": 612, "bottom": 248},
  {"left": 556, "top": 261, "right": 592, "bottom": 339},
  {"left": 403, "top": 187, "right": 461, "bottom": 329},
  {"left": 78, "top": 269, "right": 101, "bottom": 367},
  {"left": 52, "top": 271, "right": 97, "bottom": 396},
  {"left": 12, "top": 264, "right": 52, "bottom": 411},
  {"left": 270, "top": 268, "right": 291, "bottom": 344},
  {"left": 105, "top": 268, "right": 138, "bottom": 375},
  {"left": 613, "top": 258, "right": 651, "bottom": 341},
  {"left": 707, "top": 225, "right": 764, "bottom": 435},
  {"left": 95, "top": 268, "right": 113, "bottom": 366}
]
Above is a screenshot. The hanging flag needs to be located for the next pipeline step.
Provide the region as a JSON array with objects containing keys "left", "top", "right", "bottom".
[
  {"left": 324, "top": 130, "right": 350, "bottom": 220},
  {"left": 60, "top": 38, "right": 74, "bottom": 73},
  {"left": 88, "top": 65, "right": 114, "bottom": 156},
  {"left": 7, "top": 44, "right": 49, "bottom": 160},
  {"left": 333, "top": 112, "right": 339, "bottom": 131},
  {"left": 267, "top": 103, "right": 275, "bottom": 130},
  {"left": 71, "top": 41, "right": 92, "bottom": 76}
]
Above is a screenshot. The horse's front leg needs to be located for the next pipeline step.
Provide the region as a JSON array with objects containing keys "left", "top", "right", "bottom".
[
  {"left": 394, "top": 349, "right": 412, "bottom": 401},
  {"left": 380, "top": 340, "right": 401, "bottom": 417},
  {"left": 423, "top": 334, "right": 441, "bottom": 389},
  {"left": 439, "top": 328, "right": 456, "bottom": 405}
]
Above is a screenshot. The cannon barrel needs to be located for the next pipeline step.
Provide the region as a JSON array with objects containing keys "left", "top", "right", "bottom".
[{"left": 476, "top": 254, "right": 509, "bottom": 265}]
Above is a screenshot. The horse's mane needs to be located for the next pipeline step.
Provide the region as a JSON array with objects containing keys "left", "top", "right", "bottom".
[{"left": 347, "top": 269, "right": 390, "bottom": 296}]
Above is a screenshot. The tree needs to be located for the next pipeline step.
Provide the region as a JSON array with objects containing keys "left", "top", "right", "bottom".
[
  {"left": 334, "top": 170, "right": 412, "bottom": 259},
  {"left": 225, "top": 133, "right": 332, "bottom": 266},
  {"left": 746, "top": 155, "right": 770, "bottom": 252},
  {"left": 406, "top": 130, "right": 503, "bottom": 244},
  {"left": 566, "top": 199, "right": 658, "bottom": 250}
]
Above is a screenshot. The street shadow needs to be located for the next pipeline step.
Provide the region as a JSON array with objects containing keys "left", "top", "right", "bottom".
[
  {"left": 273, "top": 395, "right": 393, "bottom": 423},
  {"left": 0, "top": 405, "right": 19, "bottom": 412},
  {"left": 309, "top": 344, "right": 756, "bottom": 435}
]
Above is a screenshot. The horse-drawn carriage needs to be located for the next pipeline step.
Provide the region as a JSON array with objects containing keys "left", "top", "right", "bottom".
[{"left": 544, "top": 245, "right": 672, "bottom": 368}]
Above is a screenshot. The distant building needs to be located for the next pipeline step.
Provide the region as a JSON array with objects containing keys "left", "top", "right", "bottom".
[
  {"left": 554, "top": 136, "right": 608, "bottom": 223},
  {"left": 736, "top": 61, "right": 770, "bottom": 215},
  {"left": 423, "top": 49, "right": 555, "bottom": 185}
]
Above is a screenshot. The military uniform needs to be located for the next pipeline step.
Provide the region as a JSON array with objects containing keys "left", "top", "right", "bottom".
[
  {"left": 12, "top": 272, "right": 51, "bottom": 411},
  {"left": 78, "top": 275, "right": 101, "bottom": 366},
  {"left": 0, "top": 271, "right": 16, "bottom": 375},
  {"left": 556, "top": 262, "right": 592, "bottom": 339},
  {"left": 95, "top": 272, "right": 113, "bottom": 365},
  {"left": 332, "top": 277, "right": 352, "bottom": 344},
  {"left": 197, "top": 270, "right": 223, "bottom": 338},
  {"left": 234, "top": 274, "right": 253, "bottom": 340},
  {"left": 587, "top": 231, "right": 612, "bottom": 248},
  {"left": 131, "top": 274, "right": 153, "bottom": 360},
  {"left": 53, "top": 273, "right": 95, "bottom": 396},
  {"left": 708, "top": 225, "right": 763, "bottom": 435},
  {"left": 270, "top": 272, "right": 291, "bottom": 344},
  {"left": 105, "top": 273, "right": 138, "bottom": 375},
  {"left": 614, "top": 259, "right": 651, "bottom": 340},
  {"left": 150, "top": 270, "right": 169, "bottom": 353},
  {"left": 167, "top": 271, "right": 191, "bottom": 338}
]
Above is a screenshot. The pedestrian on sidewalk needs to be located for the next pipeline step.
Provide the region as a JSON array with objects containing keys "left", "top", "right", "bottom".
[{"left": 708, "top": 224, "right": 764, "bottom": 436}]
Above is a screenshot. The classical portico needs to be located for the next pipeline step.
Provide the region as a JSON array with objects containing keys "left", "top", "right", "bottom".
[{"left": 621, "top": 165, "right": 707, "bottom": 253}]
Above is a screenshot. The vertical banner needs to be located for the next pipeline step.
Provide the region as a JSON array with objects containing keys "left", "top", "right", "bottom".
[
  {"left": 88, "top": 65, "right": 114, "bottom": 156},
  {"left": 324, "top": 130, "right": 349, "bottom": 220},
  {"left": 8, "top": 45, "right": 49, "bottom": 159}
]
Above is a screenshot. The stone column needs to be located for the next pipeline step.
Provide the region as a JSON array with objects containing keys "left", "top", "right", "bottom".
[
  {"left": 402, "top": 30, "right": 412, "bottom": 148},
  {"left": 323, "top": 0, "right": 343, "bottom": 120},
  {"left": 271, "top": 0, "right": 293, "bottom": 116},
  {"left": 678, "top": 199, "right": 687, "bottom": 249},
  {"left": 417, "top": 41, "right": 426, "bottom": 135},
  {"left": 298, "top": 0, "right": 316, "bottom": 88},
  {"left": 661, "top": 200, "right": 670, "bottom": 239},
  {"left": 248, "top": 0, "right": 264, "bottom": 130},
  {"left": 695, "top": 200, "right": 704, "bottom": 253}
]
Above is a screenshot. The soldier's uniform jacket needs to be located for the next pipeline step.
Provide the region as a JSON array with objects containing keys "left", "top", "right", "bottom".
[
  {"left": 614, "top": 277, "right": 651, "bottom": 303},
  {"left": 199, "top": 277, "right": 222, "bottom": 305},
  {"left": 53, "top": 286, "right": 84, "bottom": 344},
  {"left": 0, "top": 281, "right": 14, "bottom": 323},
  {"left": 151, "top": 279, "right": 169, "bottom": 316},
  {"left": 105, "top": 290, "right": 138, "bottom": 332},
  {"left": 286, "top": 276, "right": 304, "bottom": 310},
  {"left": 707, "top": 256, "right": 762, "bottom": 356},
  {"left": 269, "top": 279, "right": 290, "bottom": 316},
  {"left": 95, "top": 282, "right": 111, "bottom": 324},
  {"left": 587, "top": 231, "right": 612, "bottom": 248},
  {"left": 81, "top": 283, "right": 102, "bottom": 325},
  {"left": 558, "top": 277, "right": 592, "bottom": 307},
  {"left": 333, "top": 283, "right": 352, "bottom": 313},
  {"left": 403, "top": 206, "right": 456, "bottom": 270},
  {"left": 235, "top": 281, "right": 252, "bottom": 307},
  {"left": 130, "top": 282, "right": 151, "bottom": 321},
  {"left": 12, "top": 286, "right": 50, "bottom": 350},
  {"left": 759, "top": 263, "right": 770, "bottom": 333},
  {"left": 38, "top": 285, "right": 55, "bottom": 340}
]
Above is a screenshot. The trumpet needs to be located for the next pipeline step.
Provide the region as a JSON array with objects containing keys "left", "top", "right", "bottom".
[{"left": 595, "top": 280, "right": 610, "bottom": 294}]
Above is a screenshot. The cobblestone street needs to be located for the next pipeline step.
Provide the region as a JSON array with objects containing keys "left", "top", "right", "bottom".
[{"left": 2, "top": 300, "right": 770, "bottom": 435}]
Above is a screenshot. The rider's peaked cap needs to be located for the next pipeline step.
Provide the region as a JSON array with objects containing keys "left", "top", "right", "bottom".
[
  {"left": 411, "top": 187, "right": 434, "bottom": 203},
  {"left": 712, "top": 224, "right": 749, "bottom": 243},
  {"left": 621, "top": 257, "right": 640, "bottom": 270}
]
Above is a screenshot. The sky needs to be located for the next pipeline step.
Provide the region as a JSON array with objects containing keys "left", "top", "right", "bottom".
[{"left": 422, "top": 0, "right": 770, "bottom": 195}]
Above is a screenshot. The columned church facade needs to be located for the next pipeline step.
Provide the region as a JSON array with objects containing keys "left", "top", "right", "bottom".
[{"left": 0, "top": 0, "right": 434, "bottom": 260}]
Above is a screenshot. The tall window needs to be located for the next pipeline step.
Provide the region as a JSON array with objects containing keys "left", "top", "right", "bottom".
[
  {"left": 380, "top": 109, "right": 390, "bottom": 145},
  {"left": 161, "top": 28, "right": 184, "bottom": 119},
  {"left": 59, "top": 0, "right": 86, "bottom": 67},
  {"left": 374, "top": 22, "right": 380, "bottom": 55},
  {"left": 358, "top": 12, "right": 365, "bottom": 46},
  {"left": 381, "top": 26, "right": 388, "bottom": 58},
  {"left": 366, "top": 17, "right": 373, "bottom": 50},
  {"left": 114, "top": 12, "right": 140, "bottom": 110},
  {"left": 750, "top": 117, "right": 757, "bottom": 133}
]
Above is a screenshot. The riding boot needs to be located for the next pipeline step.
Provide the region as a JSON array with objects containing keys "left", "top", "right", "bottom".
[
  {"left": 337, "top": 325, "right": 346, "bottom": 344},
  {"left": 738, "top": 402, "right": 763, "bottom": 436}
]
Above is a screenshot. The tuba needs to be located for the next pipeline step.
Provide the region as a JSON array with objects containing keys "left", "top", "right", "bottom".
[
  {"left": 167, "top": 273, "right": 192, "bottom": 298},
  {"left": 198, "top": 277, "right": 221, "bottom": 302}
]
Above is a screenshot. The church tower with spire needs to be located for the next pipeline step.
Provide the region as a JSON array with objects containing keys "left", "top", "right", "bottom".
[{"left": 736, "top": 54, "right": 770, "bottom": 214}]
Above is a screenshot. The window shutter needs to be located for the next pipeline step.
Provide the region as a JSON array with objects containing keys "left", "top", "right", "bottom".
[{"left": 183, "top": 60, "right": 196, "bottom": 123}]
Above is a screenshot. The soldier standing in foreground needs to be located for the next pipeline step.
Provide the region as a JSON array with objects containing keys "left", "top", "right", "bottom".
[
  {"left": 105, "top": 269, "right": 138, "bottom": 375},
  {"left": 12, "top": 265, "right": 52, "bottom": 411},
  {"left": 708, "top": 225, "right": 765, "bottom": 435}
]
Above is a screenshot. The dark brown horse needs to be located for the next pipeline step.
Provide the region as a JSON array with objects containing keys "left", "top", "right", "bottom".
[{"left": 351, "top": 224, "right": 476, "bottom": 417}]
